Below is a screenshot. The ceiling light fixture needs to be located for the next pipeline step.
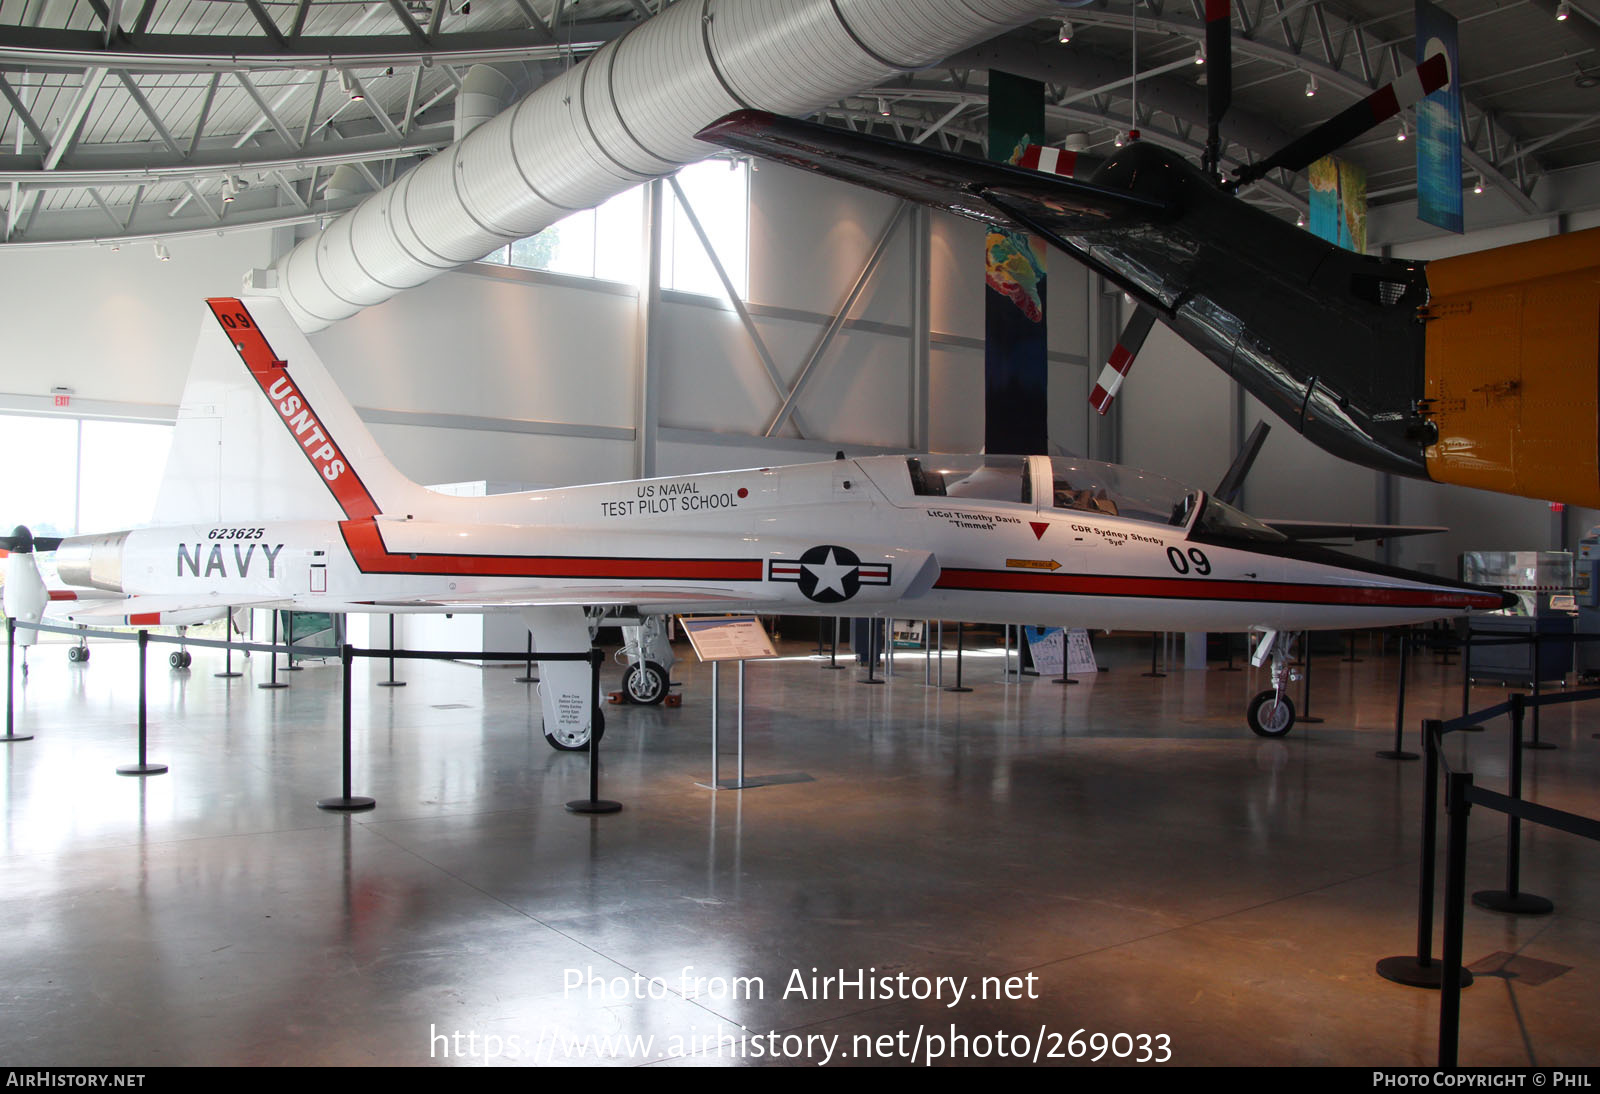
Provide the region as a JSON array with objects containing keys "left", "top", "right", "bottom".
[
  {"left": 153, "top": 242, "right": 170, "bottom": 262},
  {"left": 1396, "top": 120, "right": 1408, "bottom": 142},
  {"left": 1296, "top": 213, "right": 1306, "bottom": 227},
  {"left": 1305, "top": 75, "right": 1318, "bottom": 97},
  {"left": 1194, "top": 46, "right": 1205, "bottom": 65},
  {"left": 877, "top": 97, "right": 890, "bottom": 116},
  {"left": 339, "top": 70, "right": 364, "bottom": 102},
  {"left": 221, "top": 176, "right": 237, "bottom": 203},
  {"left": 1473, "top": 176, "right": 1485, "bottom": 195},
  {"left": 1058, "top": 19, "right": 1072, "bottom": 43},
  {"left": 1556, "top": 1, "right": 1571, "bottom": 20}
]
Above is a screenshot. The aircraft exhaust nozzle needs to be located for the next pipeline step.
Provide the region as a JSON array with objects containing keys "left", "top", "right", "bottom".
[{"left": 55, "top": 531, "right": 131, "bottom": 593}]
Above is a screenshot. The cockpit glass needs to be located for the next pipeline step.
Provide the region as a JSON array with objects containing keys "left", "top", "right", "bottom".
[
  {"left": 1045, "top": 456, "right": 1198, "bottom": 528},
  {"left": 907, "top": 456, "right": 1031, "bottom": 505},
  {"left": 1192, "top": 495, "right": 1287, "bottom": 543}
]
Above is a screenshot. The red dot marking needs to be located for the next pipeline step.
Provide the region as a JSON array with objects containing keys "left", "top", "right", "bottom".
[{"left": 737, "top": 488, "right": 748, "bottom": 498}]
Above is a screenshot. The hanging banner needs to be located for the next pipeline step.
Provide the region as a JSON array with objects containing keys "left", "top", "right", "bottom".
[
  {"left": 985, "top": 71, "right": 1049, "bottom": 456},
  {"left": 1415, "top": 0, "right": 1463, "bottom": 233},
  {"left": 1308, "top": 155, "right": 1367, "bottom": 254}
]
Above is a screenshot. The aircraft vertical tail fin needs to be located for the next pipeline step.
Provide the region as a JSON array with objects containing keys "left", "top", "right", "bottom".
[{"left": 152, "top": 297, "right": 431, "bottom": 526}]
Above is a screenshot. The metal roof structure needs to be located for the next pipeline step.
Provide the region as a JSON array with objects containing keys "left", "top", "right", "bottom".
[{"left": 2, "top": 0, "right": 1597, "bottom": 250}]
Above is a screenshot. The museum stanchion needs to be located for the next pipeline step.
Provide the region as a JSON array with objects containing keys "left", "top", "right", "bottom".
[
  {"left": 1437, "top": 770, "right": 1473, "bottom": 1069},
  {"left": 117, "top": 630, "right": 168, "bottom": 776},
  {"left": 935, "top": 621, "right": 944, "bottom": 688},
  {"left": 1343, "top": 630, "right": 1363, "bottom": 663},
  {"left": 282, "top": 612, "right": 301, "bottom": 671},
  {"left": 258, "top": 612, "right": 288, "bottom": 689},
  {"left": 861, "top": 619, "right": 883, "bottom": 685},
  {"left": 515, "top": 632, "right": 536, "bottom": 683},
  {"left": 318, "top": 644, "right": 376, "bottom": 813},
  {"left": 214, "top": 607, "right": 242, "bottom": 679},
  {"left": 3, "top": 619, "right": 31, "bottom": 743},
  {"left": 568, "top": 650, "right": 622, "bottom": 814},
  {"left": 377, "top": 616, "right": 405, "bottom": 688},
  {"left": 1525, "top": 634, "right": 1556, "bottom": 751},
  {"left": 1377, "top": 631, "right": 1419, "bottom": 760},
  {"left": 945, "top": 622, "right": 971, "bottom": 693},
  {"left": 823, "top": 617, "right": 844, "bottom": 671},
  {"left": 1141, "top": 631, "right": 1166, "bottom": 678},
  {"left": 1427, "top": 736, "right": 1600, "bottom": 1064},
  {"left": 1298, "top": 630, "right": 1324, "bottom": 724},
  {"left": 1471, "top": 693, "right": 1553, "bottom": 916},
  {"left": 1376, "top": 720, "right": 1471, "bottom": 989},
  {"left": 1218, "top": 631, "right": 1241, "bottom": 672}
]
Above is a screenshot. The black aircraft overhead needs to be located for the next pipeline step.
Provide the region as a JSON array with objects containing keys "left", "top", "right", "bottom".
[{"left": 698, "top": 5, "right": 1600, "bottom": 511}]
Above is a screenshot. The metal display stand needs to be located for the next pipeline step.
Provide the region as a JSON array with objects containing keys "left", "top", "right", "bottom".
[
  {"left": 376, "top": 616, "right": 406, "bottom": 688},
  {"left": 3, "top": 619, "right": 32, "bottom": 743},
  {"left": 116, "top": 631, "right": 168, "bottom": 777},
  {"left": 214, "top": 607, "right": 242, "bottom": 679},
  {"left": 683, "top": 615, "right": 808, "bottom": 792},
  {"left": 944, "top": 621, "right": 972, "bottom": 693},
  {"left": 258, "top": 612, "right": 288, "bottom": 690}
]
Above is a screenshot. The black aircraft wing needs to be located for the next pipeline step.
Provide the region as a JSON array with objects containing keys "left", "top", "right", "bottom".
[
  {"left": 697, "top": 110, "right": 1173, "bottom": 238},
  {"left": 1262, "top": 520, "right": 1447, "bottom": 545}
]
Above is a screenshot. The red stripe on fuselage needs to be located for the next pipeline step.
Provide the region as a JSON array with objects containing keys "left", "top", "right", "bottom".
[
  {"left": 933, "top": 568, "right": 1500, "bottom": 610},
  {"left": 128, "top": 612, "right": 162, "bottom": 625},
  {"left": 206, "top": 298, "right": 381, "bottom": 521},
  {"left": 338, "top": 518, "right": 763, "bottom": 582}
]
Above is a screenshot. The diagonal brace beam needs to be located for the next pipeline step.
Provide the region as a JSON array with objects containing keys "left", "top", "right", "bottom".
[
  {"left": 667, "top": 173, "right": 812, "bottom": 439},
  {"left": 766, "top": 202, "right": 908, "bottom": 438}
]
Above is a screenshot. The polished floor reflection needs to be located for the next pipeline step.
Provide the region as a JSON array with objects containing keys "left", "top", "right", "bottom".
[{"left": 0, "top": 629, "right": 1595, "bottom": 1067}]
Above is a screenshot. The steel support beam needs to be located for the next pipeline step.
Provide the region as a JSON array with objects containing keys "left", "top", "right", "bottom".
[{"left": 765, "top": 202, "right": 908, "bottom": 438}]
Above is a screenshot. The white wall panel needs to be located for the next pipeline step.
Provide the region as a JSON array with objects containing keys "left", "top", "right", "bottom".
[
  {"left": 310, "top": 269, "right": 638, "bottom": 431},
  {"left": 928, "top": 343, "right": 984, "bottom": 453},
  {"left": 749, "top": 162, "right": 909, "bottom": 324},
  {"left": 0, "top": 232, "right": 276, "bottom": 409}
]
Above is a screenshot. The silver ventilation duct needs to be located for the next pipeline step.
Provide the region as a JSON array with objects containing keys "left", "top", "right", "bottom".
[{"left": 271, "top": 0, "right": 1057, "bottom": 331}]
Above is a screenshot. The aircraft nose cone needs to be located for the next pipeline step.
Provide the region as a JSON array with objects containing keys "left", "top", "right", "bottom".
[{"left": 6, "top": 525, "right": 32, "bottom": 553}]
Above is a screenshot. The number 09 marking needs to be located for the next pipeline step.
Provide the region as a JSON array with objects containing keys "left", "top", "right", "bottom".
[{"left": 1166, "top": 546, "right": 1211, "bottom": 575}]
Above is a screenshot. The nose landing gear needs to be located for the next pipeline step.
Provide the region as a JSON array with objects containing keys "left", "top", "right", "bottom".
[{"left": 1247, "top": 630, "right": 1298, "bottom": 738}]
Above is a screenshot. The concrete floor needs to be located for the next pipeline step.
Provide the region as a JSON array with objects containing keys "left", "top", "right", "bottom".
[{"left": 0, "top": 627, "right": 1595, "bottom": 1067}]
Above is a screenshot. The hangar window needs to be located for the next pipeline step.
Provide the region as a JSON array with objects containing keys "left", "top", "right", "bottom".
[
  {"left": 481, "top": 186, "right": 645, "bottom": 284},
  {"left": 478, "top": 159, "right": 750, "bottom": 298},
  {"left": 662, "top": 158, "right": 750, "bottom": 298},
  {"left": 0, "top": 415, "right": 172, "bottom": 537}
]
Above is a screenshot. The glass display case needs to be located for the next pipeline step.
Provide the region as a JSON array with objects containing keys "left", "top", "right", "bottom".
[{"left": 1460, "top": 550, "right": 1575, "bottom": 684}]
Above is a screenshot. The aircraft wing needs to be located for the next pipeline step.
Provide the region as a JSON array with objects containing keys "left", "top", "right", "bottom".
[
  {"left": 1263, "top": 520, "right": 1447, "bottom": 544},
  {"left": 61, "top": 595, "right": 274, "bottom": 627},
  {"left": 697, "top": 110, "right": 1172, "bottom": 237},
  {"left": 362, "top": 586, "right": 787, "bottom": 610}
]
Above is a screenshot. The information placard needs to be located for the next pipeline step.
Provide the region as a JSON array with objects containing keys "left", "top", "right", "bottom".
[{"left": 679, "top": 615, "right": 778, "bottom": 663}]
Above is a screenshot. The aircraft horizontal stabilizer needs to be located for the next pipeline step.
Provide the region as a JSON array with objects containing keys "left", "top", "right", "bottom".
[
  {"left": 63, "top": 595, "right": 272, "bottom": 627},
  {"left": 697, "top": 111, "right": 1170, "bottom": 236}
]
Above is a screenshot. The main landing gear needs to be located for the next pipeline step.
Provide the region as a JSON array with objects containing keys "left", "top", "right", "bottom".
[
  {"left": 168, "top": 627, "right": 192, "bottom": 670},
  {"left": 1247, "top": 630, "right": 1297, "bottom": 738}
]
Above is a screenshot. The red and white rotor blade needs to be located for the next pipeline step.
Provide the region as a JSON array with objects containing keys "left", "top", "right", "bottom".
[
  {"left": 1015, "top": 144, "right": 1098, "bottom": 180},
  {"left": 1089, "top": 306, "right": 1158, "bottom": 416}
]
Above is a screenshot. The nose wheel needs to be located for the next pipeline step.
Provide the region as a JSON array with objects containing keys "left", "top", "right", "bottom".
[
  {"left": 1247, "top": 690, "right": 1296, "bottom": 737},
  {"left": 621, "top": 660, "right": 670, "bottom": 705},
  {"left": 168, "top": 650, "right": 192, "bottom": 669}
]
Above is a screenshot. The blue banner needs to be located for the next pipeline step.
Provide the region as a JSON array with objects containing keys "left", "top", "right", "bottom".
[{"left": 1415, "top": 0, "right": 1463, "bottom": 233}]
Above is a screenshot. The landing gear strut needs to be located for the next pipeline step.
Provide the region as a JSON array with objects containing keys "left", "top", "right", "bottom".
[{"left": 1247, "top": 630, "right": 1298, "bottom": 738}]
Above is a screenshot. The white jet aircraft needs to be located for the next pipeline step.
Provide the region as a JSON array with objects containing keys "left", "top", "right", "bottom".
[{"left": 3, "top": 297, "right": 1508, "bottom": 745}]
